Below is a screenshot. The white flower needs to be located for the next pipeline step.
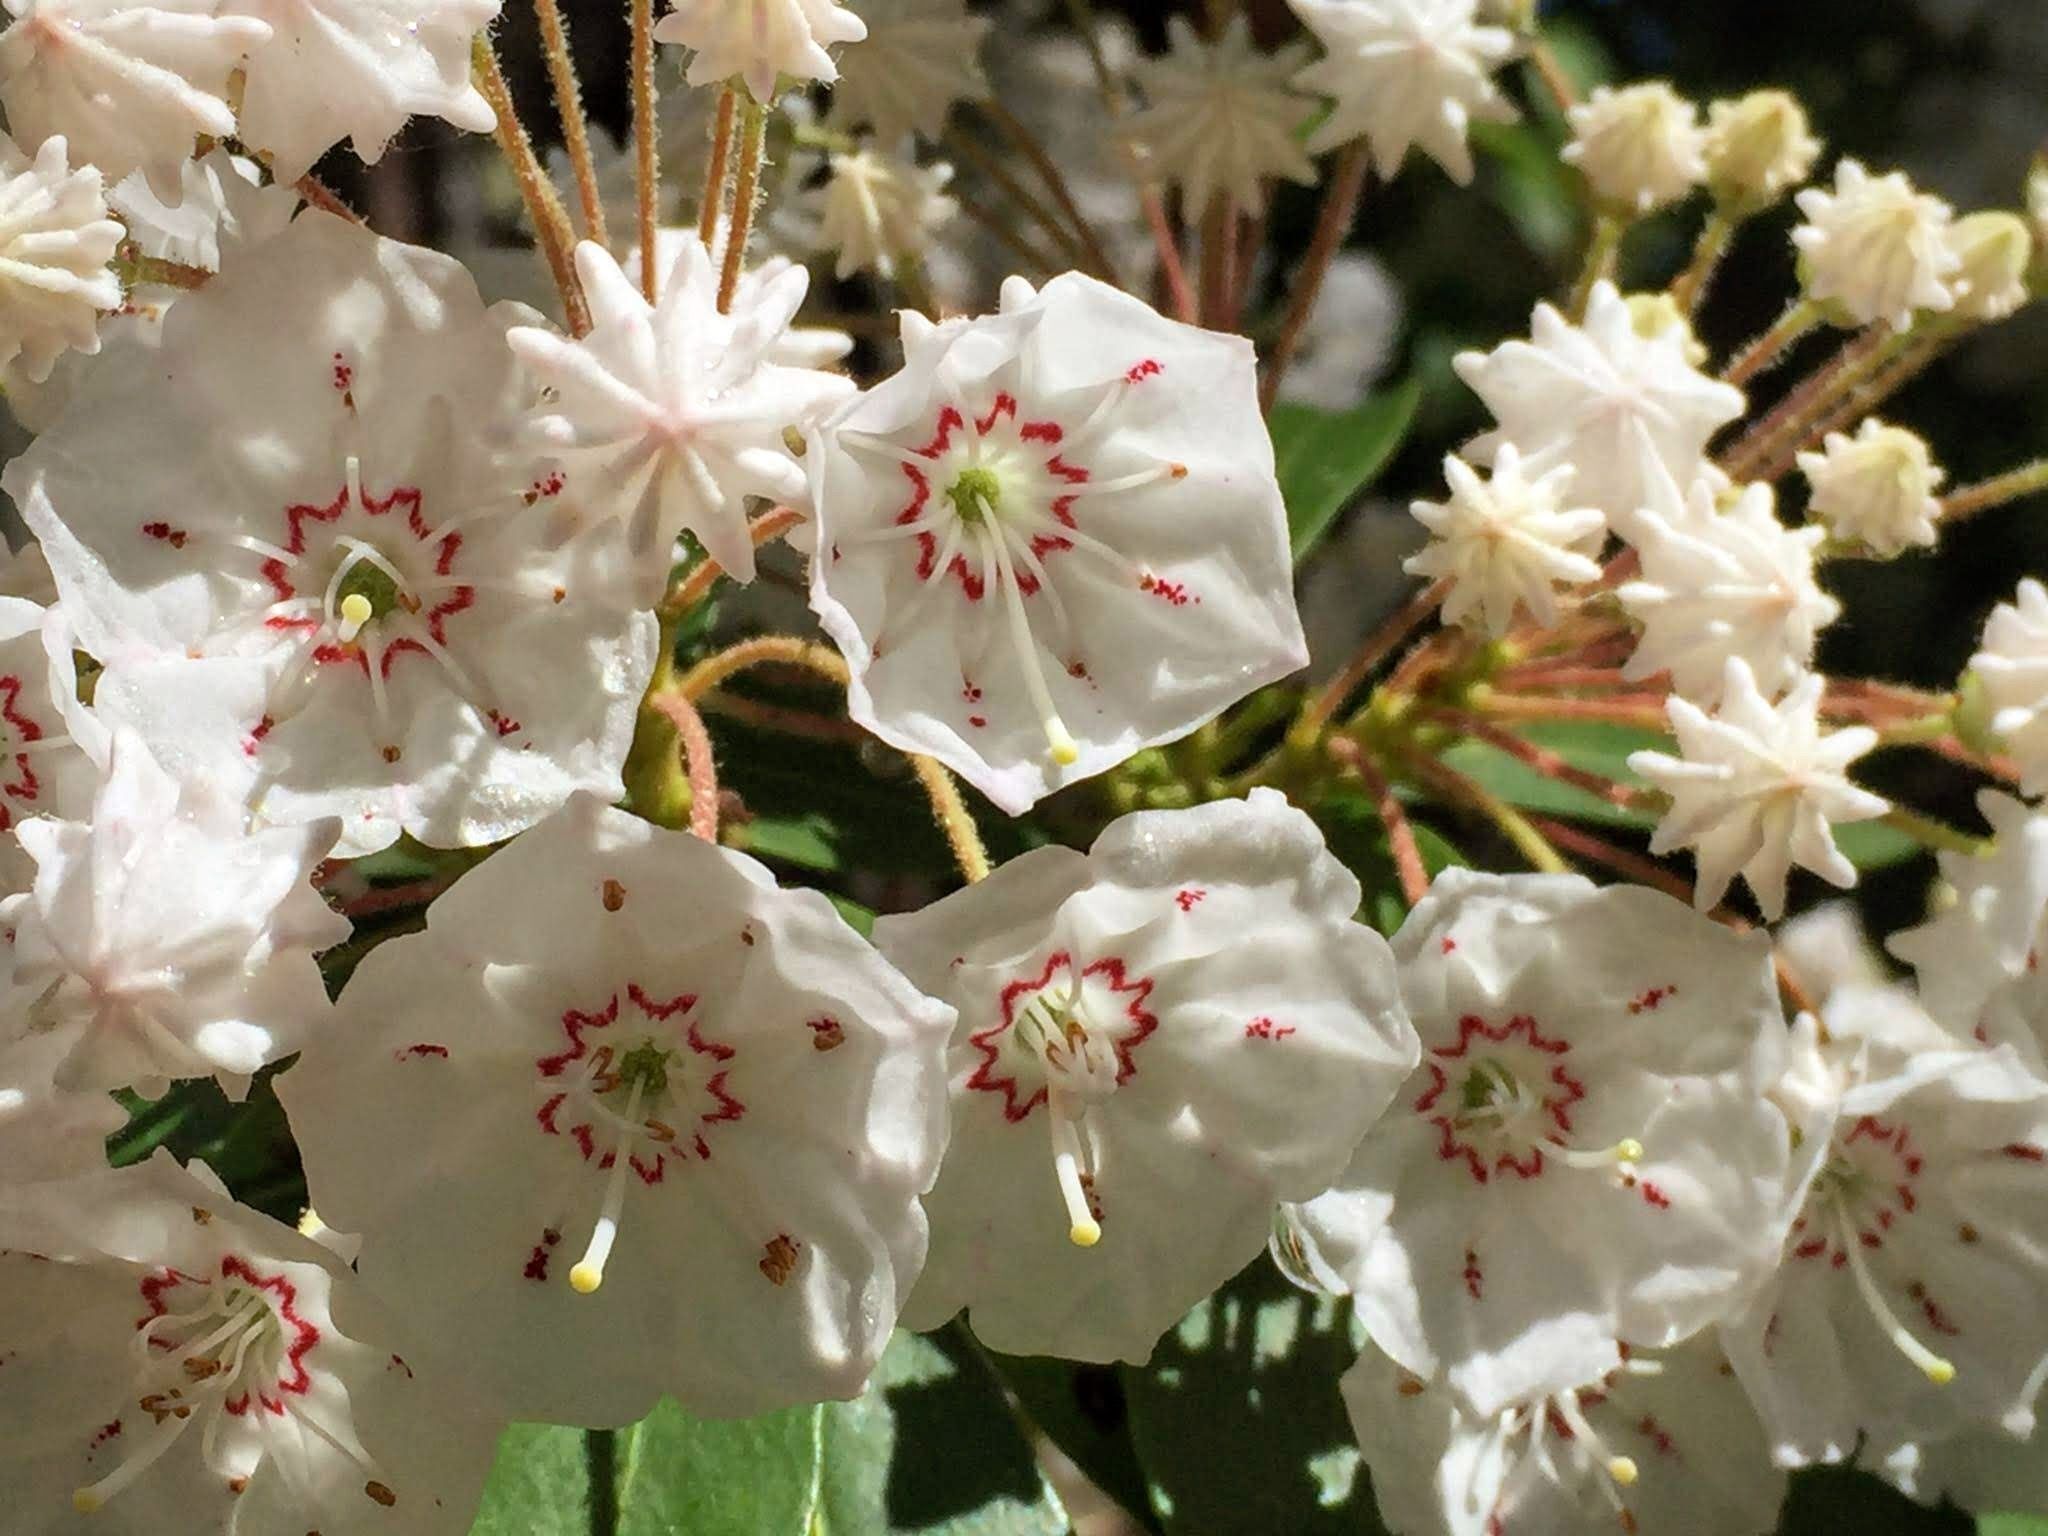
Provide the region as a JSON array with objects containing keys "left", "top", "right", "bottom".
[
  {"left": 1629, "top": 659, "right": 1888, "bottom": 919},
  {"left": 0, "top": 731, "right": 346, "bottom": 1100},
  {"left": 807, "top": 272, "right": 1308, "bottom": 815},
  {"left": 805, "top": 142, "right": 958, "bottom": 281},
  {"left": 1947, "top": 209, "right": 2034, "bottom": 324},
  {"left": 825, "top": 0, "right": 989, "bottom": 144},
  {"left": 229, "top": 0, "right": 498, "bottom": 182},
  {"left": 623, "top": 231, "right": 853, "bottom": 370},
  {"left": 873, "top": 790, "right": 1417, "bottom": 1362},
  {"left": 0, "top": 1030, "right": 123, "bottom": 1182},
  {"left": 1723, "top": 996, "right": 2048, "bottom": 1464},
  {"left": 1971, "top": 577, "right": 2048, "bottom": 796},
  {"left": 1289, "top": 870, "right": 1797, "bottom": 1417},
  {"left": 654, "top": 0, "right": 865, "bottom": 105},
  {"left": 111, "top": 149, "right": 298, "bottom": 276},
  {"left": 0, "top": 133, "right": 120, "bottom": 384},
  {"left": 7, "top": 212, "right": 657, "bottom": 858},
  {"left": 0, "top": 1151, "right": 499, "bottom": 1532},
  {"left": 1776, "top": 900, "right": 1891, "bottom": 1007},
  {"left": 1618, "top": 473, "right": 1839, "bottom": 704},
  {"left": 0, "top": 0, "right": 269, "bottom": 202},
  {"left": 1288, "top": 0, "right": 1517, "bottom": 184},
  {"left": 276, "top": 794, "right": 954, "bottom": 1426},
  {"left": 1793, "top": 159, "right": 1963, "bottom": 330},
  {"left": 507, "top": 239, "right": 853, "bottom": 592},
  {"left": 1796, "top": 417, "right": 1945, "bottom": 556},
  {"left": 1344, "top": 1336, "right": 1784, "bottom": 1536},
  {"left": 1453, "top": 281, "right": 1745, "bottom": 532},
  {"left": 1404, "top": 445, "right": 1604, "bottom": 637},
  {"left": 0, "top": 591, "right": 102, "bottom": 882},
  {"left": 1125, "top": 15, "right": 1314, "bottom": 216},
  {"left": 1702, "top": 89, "right": 1821, "bottom": 208},
  {"left": 1562, "top": 82, "right": 1707, "bottom": 214}
]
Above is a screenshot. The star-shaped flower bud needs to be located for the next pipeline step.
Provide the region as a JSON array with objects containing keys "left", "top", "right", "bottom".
[
  {"left": 654, "top": 0, "right": 866, "bottom": 105},
  {"left": 1948, "top": 210, "right": 2034, "bottom": 324},
  {"left": 276, "top": 794, "right": 954, "bottom": 1425},
  {"left": 0, "top": 1151, "right": 499, "bottom": 1532},
  {"left": 0, "top": 730, "right": 347, "bottom": 1101},
  {"left": 1618, "top": 468, "right": 1839, "bottom": 705},
  {"left": 1562, "top": 82, "right": 1707, "bottom": 214},
  {"left": 874, "top": 790, "right": 1417, "bottom": 1362},
  {"left": 507, "top": 239, "right": 853, "bottom": 593},
  {"left": 7, "top": 212, "right": 657, "bottom": 858},
  {"left": 0, "top": 0, "right": 270, "bottom": 202},
  {"left": 1126, "top": 15, "right": 1315, "bottom": 216},
  {"left": 808, "top": 272, "right": 1308, "bottom": 815},
  {"left": 1288, "top": 869, "right": 1796, "bottom": 1417},
  {"left": 1793, "top": 159, "right": 1962, "bottom": 330},
  {"left": 1723, "top": 996, "right": 2048, "bottom": 1464},
  {"left": 824, "top": 0, "right": 990, "bottom": 145},
  {"left": 0, "top": 133, "right": 120, "bottom": 384},
  {"left": 1797, "top": 418, "right": 1946, "bottom": 556},
  {"left": 1703, "top": 89, "right": 1822, "bottom": 211},
  {"left": 1405, "top": 444, "right": 1605, "bottom": 638},
  {"left": 1629, "top": 659, "right": 1888, "bottom": 920},
  {"left": 1453, "top": 282, "right": 1745, "bottom": 533},
  {"left": 1344, "top": 1335, "right": 1784, "bottom": 1536},
  {"left": 1972, "top": 578, "right": 2048, "bottom": 795},
  {"left": 806, "top": 143, "right": 959, "bottom": 282},
  {"left": 1288, "top": 0, "right": 1517, "bottom": 185}
]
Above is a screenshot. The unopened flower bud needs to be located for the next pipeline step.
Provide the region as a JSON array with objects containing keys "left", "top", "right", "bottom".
[
  {"left": 1562, "top": 82, "right": 1706, "bottom": 213},
  {"left": 1793, "top": 159, "right": 1962, "bottom": 330},
  {"left": 1797, "top": 418, "right": 1945, "bottom": 556},
  {"left": 1625, "top": 290, "right": 1707, "bottom": 366},
  {"left": 1947, "top": 210, "right": 2034, "bottom": 322},
  {"left": 1703, "top": 89, "right": 1821, "bottom": 209}
]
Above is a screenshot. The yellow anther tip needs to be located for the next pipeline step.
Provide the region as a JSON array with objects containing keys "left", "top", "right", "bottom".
[
  {"left": 73, "top": 1490, "right": 102, "bottom": 1514},
  {"left": 1608, "top": 1457, "right": 1639, "bottom": 1487},
  {"left": 568, "top": 1263, "right": 604, "bottom": 1295},
  {"left": 1068, "top": 1220, "right": 1101, "bottom": 1248},
  {"left": 1616, "top": 1139, "right": 1645, "bottom": 1163},
  {"left": 1052, "top": 744, "right": 1080, "bottom": 767},
  {"left": 1925, "top": 1359, "right": 1956, "bottom": 1386},
  {"left": 338, "top": 593, "right": 374, "bottom": 626}
]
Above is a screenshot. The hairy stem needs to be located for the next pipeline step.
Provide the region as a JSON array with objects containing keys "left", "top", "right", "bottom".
[
  {"left": 535, "top": 0, "right": 606, "bottom": 246},
  {"left": 717, "top": 97, "right": 767, "bottom": 312},
  {"left": 630, "top": 0, "right": 659, "bottom": 300},
  {"left": 472, "top": 36, "right": 589, "bottom": 334},
  {"left": 697, "top": 87, "right": 737, "bottom": 250},
  {"left": 1262, "top": 143, "right": 1369, "bottom": 413}
]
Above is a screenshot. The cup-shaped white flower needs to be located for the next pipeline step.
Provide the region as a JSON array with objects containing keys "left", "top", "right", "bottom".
[
  {"left": 1793, "top": 159, "right": 1962, "bottom": 330},
  {"left": 1405, "top": 445, "right": 1605, "bottom": 638},
  {"left": 808, "top": 272, "right": 1308, "bottom": 814},
  {"left": 1289, "top": 869, "right": 1796, "bottom": 1417},
  {"left": 1453, "top": 282, "right": 1745, "bottom": 533},
  {"left": 0, "top": 731, "right": 346, "bottom": 1100},
  {"left": 7, "top": 212, "right": 657, "bottom": 858},
  {"left": 1723, "top": 996, "right": 2048, "bottom": 1464},
  {"left": 277, "top": 794, "right": 954, "bottom": 1426},
  {"left": 1618, "top": 469, "right": 1839, "bottom": 705},
  {"left": 1971, "top": 576, "right": 2048, "bottom": 796},
  {"left": 507, "top": 239, "right": 854, "bottom": 593},
  {"left": 823, "top": 0, "right": 989, "bottom": 144},
  {"left": 0, "top": 1151, "right": 499, "bottom": 1533},
  {"left": 654, "top": 0, "right": 866, "bottom": 104},
  {"left": 227, "top": 0, "right": 497, "bottom": 182},
  {"left": 1288, "top": 0, "right": 1517, "bottom": 184},
  {"left": 1343, "top": 1335, "right": 1784, "bottom": 1536},
  {"left": 1126, "top": 15, "right": 1315, "bottom": 216},
  {"left": 1797, "top": 418, "right": 1945, "bottom": 556},
  {"left": 1630, "top": 659, "right": 1888, "bottom": 920},
  {"left": 874, "top": 790, "right": 1418, "bottom": 1362},
  {"left": 0, "top": 0, "right": 270, "bottom": 202},
  {"left": 1563, "top": 82, "right": 1708, "bottom": 214},
  {"left": 0, "top": 132, "right": 120, "bottom": 383}
]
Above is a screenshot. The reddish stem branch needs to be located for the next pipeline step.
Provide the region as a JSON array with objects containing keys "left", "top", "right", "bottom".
[
  {"left": 630, "top": 0, "right": 659, "bottom": 300},
  {"left": 1427, "top": 709, "right": 1650, "bottom": 809},
  {"left": 649, "top": 691, "right": 720, "bottom": 842},
  {"left": 1301, "top": 579, "right": 1451, "bottom": 732},
  {"left": 1261, "top": 143, "right": 1369, "bottom": 413},
  {"left": 661, "top": 505, "right": 805, "bottom": 617},
  {"left": 1330, "top": 737, "right": 1429, "bottom": 905},
  {"left": 697, "top": 88, "right": 736, "bottom": 250}
]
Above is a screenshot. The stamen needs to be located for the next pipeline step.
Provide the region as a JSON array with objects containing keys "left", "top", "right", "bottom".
[
  {"left": 975, "top": 519, "right": 1079, "bottom": 766},
  {"left": 1047, "top": 1097, "right": 1100, "bottom": 1247},
  {"left": 344, "top": 454, "right": 364, "bottom": 510},
  {"left": 570, "top": 1078, "right": 646, "bottom": 1295},
  {"left": 73, "top": 1409, "right": 190, "bottom": 1513},
  {"left": 1064, "top": 461, "right": 1187, "bottom": 500},
  {"left": 336, "top": 593, "right": 373, "bottom": 644},
  {"left": 1833, "top": 1208, "right": 1955, "bottom": 1385},
  {"left": 1553, "top": 1393, "right": 1639, "bottom": 1491},
  {"left": 838, "top": 430, "right": 937, "bottom": 473},
  {"left": 1552, "top": 1138, "right": 1645, "bottom": 1170}
]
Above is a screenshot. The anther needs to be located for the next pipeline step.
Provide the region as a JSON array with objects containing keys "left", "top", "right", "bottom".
[
  {"left": 976, "top": 518, "right": 1080, "bottom": 766},
  {"left": 336, "top": 593, "right": 373, "bottom": 644},
  {"left": 1048, "top": 1101, "right": 1101, "bottom": 1247},
  {"left": 1834, "top": 1209, "right": 1955, "bottom": 1385}
]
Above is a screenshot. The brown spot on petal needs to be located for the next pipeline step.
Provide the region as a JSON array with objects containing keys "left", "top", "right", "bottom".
[
  {"left": 365, "top": 1481, "right": 397, "bottom": 1507},
  {"left": 191, "top": 1207, "right": 212, "bottom": 1225},
  {"left": 1959, "top": 1223, "right": 1980, "bottom": 1244},
  {"left": 760, "top": 1235, "right": 799, "bottom": 1285},
  {"left": 807, "top": 1017, "right": 844, "bottom": 1052},
  {"left": 601, "top": 878, "right": 626, "bottom": 912},
  {"left": 228, "top": 1477, "right": 247, "bottom": 1495},
  {"left": 1395, "top": 1373, "right": 1426, "bottom": 1398},
  {"left": 380, "top": 745, "right": 401, "bottom": 764}
]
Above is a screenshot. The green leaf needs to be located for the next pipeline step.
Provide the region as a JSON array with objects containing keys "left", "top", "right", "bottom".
[
  {"left": 1310, "top": 791, "right": 1467, "bottom": 936},
  {"left": 1121, "top": 1256, "right": 1387, "bottom": 1536},
  {"left": 1979, "top": 1516, "right": 2048, "bottom": 1535},
  {"left": 1271, "top": 380, "right": 1422, "bottom": 564},
  {"left": 1438, "top": 719, "right": 1664, "bottom": 831},
  {"left": 730, "top": 812, "right": 842, "bottom": 873},
  {"left": 986, "top": 1354, "right": 1160, "bottom": 1532},
  {"left": 1834, "top": 817, "right": 1929, "bottom": 872},
  {"left": 471, "top": 1424, "right": 588, "bottom": 1536}
]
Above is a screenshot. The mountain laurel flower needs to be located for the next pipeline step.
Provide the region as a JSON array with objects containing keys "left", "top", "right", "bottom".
[
  {"left": 0, "top": 1151, "right": 500, "bottom": 1533},
  {"left": 0, "top": 590, "right": 103, "bottom": 883},
  {"left": 0, "top": 133, "right": 120, "bottom": 384},
  {"left": 654, "top": 0, "right": 866, "bottom": 105},
  {"left": 1618, "top": 470, "right": 1840, "bottom": 704},
  {"left": 1630, "top": 658, "right": 1888, "bottom": 920},
  {"left": 1125, "top": 15, "right": 1315, "bottom": 216},
  {"left": 1793, "top": 159, "right": 1963, "bottom": 330},
  {"left": 1289, "top": 870, "right": 1796, "bottom": 1417},
  {"left": 1702, "top": 89, "right": 1822, "bottom": 210},
  {"left": 8, "top": 212, "right": 657, "bottom": 857},
  {"left": 1723, "top": 997, "right": 2048, "bottom": 1465},
  {"left": 1970, "top": 577, "right": 2048, "bottom": 796},
  {"left": 1404, "top": 445, "right": 1605, "bottom": 638},
  {"left": 507, "top": 239, "right": 854, "bottom": 592},
  {"left": 824, "top": 0, "right": 989, "bottom": 144},
  {"left": 1343, "top": 1335, "right": 1785, "bottom": 1536},
  {"left": 0, "top": 0, "right": 270, "bottom": 202},
  {"left": 0, "top": 1027, "right": 125, "bottom": 1182},
  {"left": 1454, "top": 281, "right": 1745, "bottom": 534},
  {"left": 276, "top": 795, "right": 954, "bottom": 1427},
  {"left": 807, "top": 272, "right": 1307, "bottom": 815},
  {"left": 806, "top": 143, "right": 958, "bottom": 282},
  {"left": 0, "top": 731, "right": 347, "bottom": 1100},
  {"left": 1946, "top": 210, "right": 2034, "bottom": 324},
  {"left": 1562, "top": 82, "right": 1707, "bottom": 214},
  {"left": 1797, "top": 418, "right": 1946, "bottom": 556},
  {"left": 873, "top": 791, "right": 1417, "bottom": 1363},
  {"left": 1287, "top": 0, "right": 1517, "bottom": 185},
  {"left": 228, "top": 0, "right": 497, "bottom": 183}
]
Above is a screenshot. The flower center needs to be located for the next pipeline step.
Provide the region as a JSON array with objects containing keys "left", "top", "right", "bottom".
[
  {"left": 331, "top": 552, "right": 407, "bottom": 640},
  {"left": 945, "top": 466, "right": 1003, "bottom": 525}
]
